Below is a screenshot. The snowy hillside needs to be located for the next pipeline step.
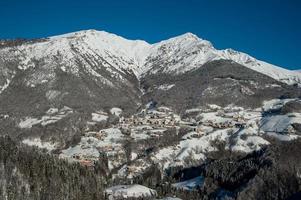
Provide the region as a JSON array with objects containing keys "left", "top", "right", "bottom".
[
  {"left": 105, "top": 184, "right": 157, "bottom": 199},
  {"left": 0, "top": 29, "right": 300, "bottom": 89},
  {"left": 143, "top": 33, "right": 301, "bottom": 85},
  {"left": 0, "top": 30, "right": 149, "bottom": 86}
]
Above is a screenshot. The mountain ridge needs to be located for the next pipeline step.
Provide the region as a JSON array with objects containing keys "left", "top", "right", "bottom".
[
  {"left": 1, "top": 29, "right": 300, "bottom": 85},
  {"left": 48, "top": 30, "right": 301, "bottom": 84}
]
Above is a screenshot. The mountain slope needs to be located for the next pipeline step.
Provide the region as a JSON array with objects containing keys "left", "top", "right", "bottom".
[
  {"left": 142, "top": 33, "right": 301, "bottom": 85},
  {"left": 0, "top": 30, "right": 148, "bottom": 115},
  {"left": 0, "top": 29, "right": 300, "bottom": 142},
  {"left": 141, "top": 59, "right": 301, "bottom": 113},
  {"left": 1, "top": 30, "right": 300, "bottom": 88}
]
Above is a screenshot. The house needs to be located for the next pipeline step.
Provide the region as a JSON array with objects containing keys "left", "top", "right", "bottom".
[
  {"left": 80, "top": 160, "right": 94, "bottom": 167},
  {"left": 196, "top": 126, "right": 205, "bottom": 134},
  {"left": 119, "top": 116, "right": 126, "bottom": 123},
  {"left": 100, "top": 145, "right": 114, "bottom": 151}
]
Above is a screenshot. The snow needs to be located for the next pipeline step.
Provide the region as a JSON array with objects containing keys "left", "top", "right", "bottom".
[
  {"left": 99, "top": 128, "right": 125, "bottom": 145},
  {"left": 2, "top": 29, "right": 300, "bottom": 87},
  {"left": 172, "top": 176, "right": 204, "bottom": 191},
  {"left": 105, "top": 184, "right": 157, "bottom": 199},
  {"left": 50, "top": 30, "right": 151, "bottom": 78},
  {"left": 60, "top": 128, "right": 125, "bottom": 162},
  {"left": 130, "top": 130, "right": 151, "bottom": 140},
  {"left": 200, "top": 112, "right": 233, "bottom": 124},
  {"left": 151, "top": 102, "right": 298, "bottom": 168},
  {"left": 0, "top": 114, "right": 9, "bottom": 119},
  {"left": 46, "top": 108, "right": 59, "bottom": 115},
  {"left": 229, "top": 135, "right": 270, "bottom": 153},
  {"left": 153, "top": 129, "right": 230, "bottom": 169},
  {"left": 207, "top": 104, "right": 222, "bottom": 110},
  {"left": 110, "top": 107, "right": 122, "bottom": 116},
  {"left": 22, "top": 138, "right": 56, "bottom": 151},
  {"left": 261, "top": 115, "right": 291, "bottom": 132},
  {"left": 260, "top": 112, "right": 301, "bottom": 133},
  {"left": 91, "top": 112, "right": 108, "bottom": 122},
  {"left": 131, "top": 152, "right": 138, "bottom": 161},
  {"left": 0, "top": 78, "right": 11, "bottom": 94},
  {"left": 45, "top": 90, "right": 62, "bottom": 101},
  {"left": 262, "top": 98, "right": 297, "bottom": 112},
  {"left": 217, "top": 49, "right": 301, "bottom": 85},
  {"left": 60, "top": 128, "right": 126, "bottom": 169},
  {"left": 19, "top": 117, "right": 41, "bottom": 129},
  {"left": 60, "top": 139, "right": 100, "bottom": 161},
  {"left": 185, "top": 108, "right": 202, "bottom": 113},
  {"left": 158, "top": 84, "right": 175, "bottom": 91},
  {"left": 142, "top": 33, "right": 301, "bottom": 85},
  {"left": 40, "top": 97, "right": 300, "bottom": 181},
  {"left": 265, "top": 84, "right": 281, "bottom": 88},
  {"left": 18, "top": 106, "right": 73, "bottom": 128},
  {"left": 117, "top": 159, "right": 152, "bottom": 179},
  {"left": 144, "top": 33, "right": 216, "bottom": 75},
  {"left": 266, "top": 132, "right": 298, "bottom": 141}
]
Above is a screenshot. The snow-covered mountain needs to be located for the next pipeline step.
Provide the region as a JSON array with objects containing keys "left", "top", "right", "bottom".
[
  {"left": 1, "top": 29, "right": 300, "bottom": 88},
  {"left": 143, "top": 32, "right": 301, "bottom": 85},
  {"left": 0, "top": 29, "right": 300, "bottom": 140}
]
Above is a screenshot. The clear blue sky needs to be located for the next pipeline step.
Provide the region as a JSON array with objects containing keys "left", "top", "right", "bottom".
[{"left": 0, "top": 0, "right": 300, "bottom": 70}]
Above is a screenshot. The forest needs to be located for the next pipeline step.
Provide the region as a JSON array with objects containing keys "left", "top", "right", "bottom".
[{"left": 1, "top": 135, "right": 301, "bottom": 200}]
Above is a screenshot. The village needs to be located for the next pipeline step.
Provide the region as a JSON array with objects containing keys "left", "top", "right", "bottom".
[
  {"left": 9, "top": 99, "right": 294, "bottom": 186},
  {"left": 115, "top": 105, "right": 253, "bottom": 140},
  {"left": 58, "top": 104, "right": 263, "bottom": 170},
  {"left": 116, "top": 106, "right": 182, "bottom": 139}
]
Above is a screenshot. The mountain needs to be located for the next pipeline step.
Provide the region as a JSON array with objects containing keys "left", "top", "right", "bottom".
[
  {"left": 142, "top": 32, "right": 301, "bottom": 85},
  {"left": 0, "top": 30, "right": 300, "bottom": 108},
  {"left": 0, "top": 29, "right": 299, "bottom": 140},
  {"left": 1, "top": 30, "right": 301, "bottom": 200},
  {"left": 1, "top": 30, "right": 300, "bottom": 87}
]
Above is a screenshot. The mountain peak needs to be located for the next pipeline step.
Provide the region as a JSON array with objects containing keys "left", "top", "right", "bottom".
[
  {"left": 161, "top": 32, "right": 205, "bottom": 42},
  {"left": 153, "top": 32, "right": 213, "bottom": 50},
  {"left": 50, "top": 29, "right": 122, "bottom": 41},
  {"left": 180, "top": 32, "right": 199, "bottom": 39}
]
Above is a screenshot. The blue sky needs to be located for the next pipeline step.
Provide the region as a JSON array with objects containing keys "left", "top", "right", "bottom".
[{"left": 0, "top": 0, "right": 300, "bottom": 69}]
